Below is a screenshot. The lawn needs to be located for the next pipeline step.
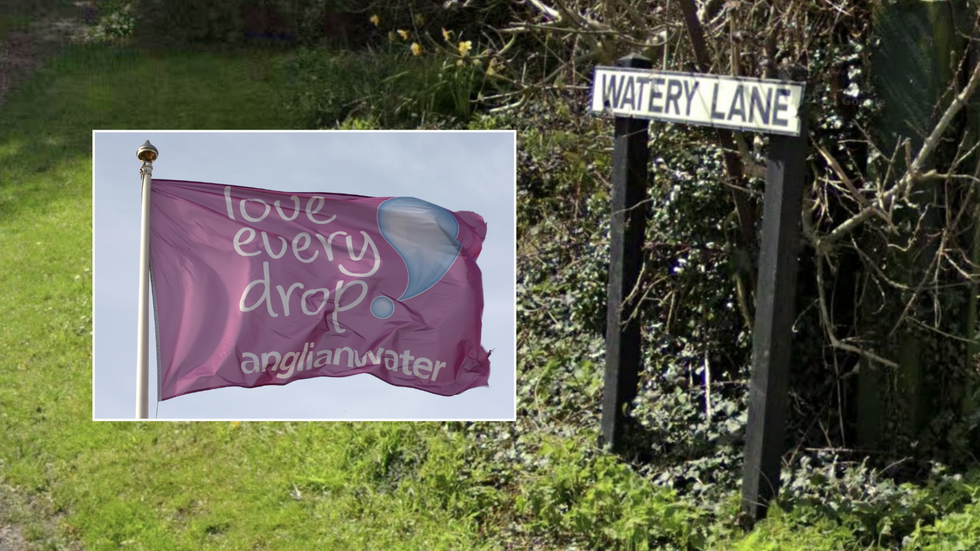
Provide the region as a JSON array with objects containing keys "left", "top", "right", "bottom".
[{"left": 0, "top": 44, "right": 488, "bottom": 550}]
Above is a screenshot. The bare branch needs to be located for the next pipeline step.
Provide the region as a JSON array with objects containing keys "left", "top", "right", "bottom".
[
  {"left": 816, "top": 255, "right": 899, "bottom": 370},
  {"left": 526, "top": 0, "right": 560, "bottom": 21},
  {"left": 820, "top": 57, "right": 980, "bottom": 246}
]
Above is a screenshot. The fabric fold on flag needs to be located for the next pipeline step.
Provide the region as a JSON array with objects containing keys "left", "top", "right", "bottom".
[{"left": 149, "top": 179, "right": 490, "bottom": 400}]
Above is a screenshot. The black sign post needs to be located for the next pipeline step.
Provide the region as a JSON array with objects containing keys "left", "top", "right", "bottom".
[
  {"left": 740, "top": 118, "right": 807, "bottom": 523},
  {"left": 591, "top": 56, "right": 807, "bottom": 526},
  {"left": 600, "top": 54, "right": 652, "bottom": 452}
]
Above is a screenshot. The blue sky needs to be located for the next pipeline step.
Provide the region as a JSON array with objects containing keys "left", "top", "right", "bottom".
[{"left": 92, "top": 130, "right": 515, "bottom": 420}]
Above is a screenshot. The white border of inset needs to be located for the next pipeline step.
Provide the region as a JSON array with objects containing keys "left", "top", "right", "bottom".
[{"left": 92, "top": 130, "right": 517, "bottom": 422}]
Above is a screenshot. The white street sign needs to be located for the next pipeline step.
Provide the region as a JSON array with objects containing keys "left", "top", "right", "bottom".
[{"left": 591, "top": 67, "right": 805, "bottom": 136}]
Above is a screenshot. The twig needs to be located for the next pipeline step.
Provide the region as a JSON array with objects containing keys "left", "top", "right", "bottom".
[
  {"left": 907, "top": 317, "right": 976, "bottom": 344},
  {"left": 526, "top": 0, "right": 560, "bottom": 21},
  {"left": 703, "top": 350, "right": 712, "bottom": 419},
  {"left": 816, "top": 255, "right": 899, "bottom": 370},
  {"left": 887, "top": 232, "right": 943, "bottom": 338},
  {"left": 849, "top": 236, "right": 911, "bottom": 291},
  {"left": 814, "top": 141, "right": 871, "bottom": 209},
  {"left": 678, "top": 0, "right": 757, "bottom": 258},
  {"left": 609, "top": 0, "right": 649, "bottom": 32},
  {"left": 820, "top": 57, "right": 980, "bottom": 246}
]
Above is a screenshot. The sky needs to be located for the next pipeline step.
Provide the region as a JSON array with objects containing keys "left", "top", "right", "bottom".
[{"left": 92, "top": 131, "right": 516, "bottom": 420}]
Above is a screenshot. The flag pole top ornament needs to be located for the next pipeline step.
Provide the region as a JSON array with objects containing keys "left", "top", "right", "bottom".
[{"left": 137, "top": 140, "right": 158, "bottom": 163}]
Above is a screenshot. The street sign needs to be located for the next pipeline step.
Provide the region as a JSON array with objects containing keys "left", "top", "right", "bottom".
[
  {"left": 591, "top": 67, "right": 805, "bottom": 137},
  {"left": 593, "top": 55, "right": 808, "bottom": 526}
]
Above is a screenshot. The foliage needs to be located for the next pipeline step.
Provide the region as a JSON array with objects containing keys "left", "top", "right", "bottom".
[
  {"left": 514, "top": 437, "right": 708, "bottom": 549},
  {"left": 504, "top": 29, "right": 976, "bottom": 546},
  {"left": 133, "top": 0, "right": 365, "bottom": 48},
  {"left": 728, "top": 469, "right": 980, "bottom": 551},
  {"left": 780, "top": 454, "right": 980, "bottom": 548},
  {"left": 283, "top": 7, "right": 520, "bottom": 130},
  {"left": 904, "top": 491, "right": 980, "bottom": 550},
  {"left": 509, "top": 0, "right": 980, "bottom": 468},
  {"left": 85, "top": 0, "right": 136, "bottom": 44},
  {"left": 285, "top": 39, "right": 496, "bottom": 129},
  {"left": 362, "top": 0, "right": 517, "bottom": 54}
]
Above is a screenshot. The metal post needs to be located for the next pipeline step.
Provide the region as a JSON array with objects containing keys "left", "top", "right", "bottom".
[
  {"left": 136, "top": 140, "right": 158, "bottom": 420},
  {"left": 741, "top": 121, "right": 807, "bottom": 524},
  {"left": 601, "top": 54, "right": 652, "bottom": 452}
]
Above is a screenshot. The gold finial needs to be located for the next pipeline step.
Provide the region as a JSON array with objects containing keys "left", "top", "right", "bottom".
[{"left": 137, "top": 140, "right": 158, "bottom": 163}]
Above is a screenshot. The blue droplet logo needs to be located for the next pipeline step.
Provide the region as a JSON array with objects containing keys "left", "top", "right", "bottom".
[
  {"left": 371, "top": 296, "right": 394, "bottom": 319},
  {"left": 372, "top": 197, "right": 461, "bottom": 318}
]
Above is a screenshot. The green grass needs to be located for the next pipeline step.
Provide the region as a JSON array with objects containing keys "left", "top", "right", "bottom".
[
  {"left": 0, "top": 42, "right": 511, "bottom": 550},
  {"left": 1, "top": 36, "right": 979, "bottom": 551}
]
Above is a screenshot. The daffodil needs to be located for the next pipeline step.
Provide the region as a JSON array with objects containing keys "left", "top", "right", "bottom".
[
  {"left": 442, "top": 27, "right": 452, "bottom": 42},
  {"left": 397, "top": 29, "right": 410, "bottom": 40},
  {"left": 411, "top": 42, "right": 424, "bottom": 56},
  {"left": 369, "top": 14, "right": 379, "bottom": 27},
  {"left": 457, "top": 40, "right": 472, "bottom": 57}
]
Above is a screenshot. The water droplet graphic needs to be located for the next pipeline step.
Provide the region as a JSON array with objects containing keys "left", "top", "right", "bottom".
[
  {"left": 371, "top": 296, "right": 394, "bottom": 319},
  {"left": 372, "top": 197, "right": 460, "bottom": 318}
]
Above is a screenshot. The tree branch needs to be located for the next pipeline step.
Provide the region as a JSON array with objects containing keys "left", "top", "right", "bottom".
[
  {"left": 678, "top": 0, "right": 757, "bottom": 257},
  {"left": 819, "top": 57, "right": 980, "bottom": 247}
]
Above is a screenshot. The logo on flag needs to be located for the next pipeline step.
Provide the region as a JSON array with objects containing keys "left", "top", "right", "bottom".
[{"left": 149, "top": 180, "right": 490, "bottom": 400}]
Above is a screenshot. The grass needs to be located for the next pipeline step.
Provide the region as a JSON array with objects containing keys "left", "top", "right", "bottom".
[
  {"left": 0, "top": 42, "right": 507, "bottom": 550},
  {"left": 1, "top": 29, "right": 979, "bottom": 551}
]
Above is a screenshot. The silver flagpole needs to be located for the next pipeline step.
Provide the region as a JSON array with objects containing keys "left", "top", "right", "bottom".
[{"left": 136, "top": 140, "right": 158, "bottom": 419}]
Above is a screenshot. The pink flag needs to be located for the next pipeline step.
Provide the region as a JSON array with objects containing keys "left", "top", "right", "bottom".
[{"left": 149, "top": 180, "right": 490, "bottom": 400}]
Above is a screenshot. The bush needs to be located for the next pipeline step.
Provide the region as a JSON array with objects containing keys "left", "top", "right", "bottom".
[
  {"left": 134, "top": 0, "right": 365, "bottom": 48},
  {"left": 286, "top": 44, "right": 491, "bottom": 129},
  {"left": 86, "top": 0, "right": 136, "bottom": 44},
  {"left": 136, "top": 0, "right": 246, "bottom": 46}
]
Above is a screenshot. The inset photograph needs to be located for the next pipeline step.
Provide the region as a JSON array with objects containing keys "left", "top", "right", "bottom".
[{"left": 93, "top": 130, "right": 515, "bottom": 420}]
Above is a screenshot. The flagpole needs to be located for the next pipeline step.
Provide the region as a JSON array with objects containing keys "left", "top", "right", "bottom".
[{"left": 136, "top": 140, "right": 158, "bottom": 419}]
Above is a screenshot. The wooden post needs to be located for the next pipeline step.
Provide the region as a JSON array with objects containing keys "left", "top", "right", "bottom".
[
  {"left": 600, "top": 54, "right": 652, "bottom": 452},
  {"left": 740, "top": 119, "right": 807, "bottom": 524}
]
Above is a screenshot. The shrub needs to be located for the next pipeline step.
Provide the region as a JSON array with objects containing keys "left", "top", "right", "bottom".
[
  {"left": 134, "top": 0, "right": 365, "bottom": 48},
  {"left": 86, "top": 0, "right": 136, "bottom": 44},
  {"left": 286, "top": 42, "right": 493, "bottom": 129}
]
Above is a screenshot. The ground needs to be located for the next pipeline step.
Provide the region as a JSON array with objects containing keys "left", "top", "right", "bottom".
[{"left": 0, "top": 4, "right": 88, "bottom": 549}]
